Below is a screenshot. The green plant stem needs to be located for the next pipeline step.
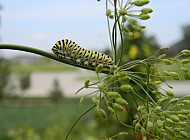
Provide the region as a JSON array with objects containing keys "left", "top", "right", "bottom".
[
  {"left": 0, "top": 44, "right": 110, "bottom": 74},
  {"left": 106, "top": 0, "right": 114, "bottom": 52},
  {"left": 113, "top": 0, "right": 118, "bottom": 65},
  {"left": 65, "top": 105, "right": 96, "bottom": 140}
]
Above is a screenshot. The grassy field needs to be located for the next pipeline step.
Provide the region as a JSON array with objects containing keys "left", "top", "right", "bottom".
[
  {"left": 0, "top": 98, "right": 94, "bottom": 140},
  {"left": 11, "top": 58, "right": 78, "bottom": 73},
  {"left": 0, "top": 98, "right": 133, "bottom": 140}
]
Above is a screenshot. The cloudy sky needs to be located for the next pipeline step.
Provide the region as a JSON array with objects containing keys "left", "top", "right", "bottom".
[{"left": 1, "top": 0, "right": 190, "bottom": 57}]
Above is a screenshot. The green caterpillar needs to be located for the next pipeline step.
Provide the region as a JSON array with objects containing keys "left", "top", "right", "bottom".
[{"left": 52, "top": 39, "right": 114, "bottom": 68}]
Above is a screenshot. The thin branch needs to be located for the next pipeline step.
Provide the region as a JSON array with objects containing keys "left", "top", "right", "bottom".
[{"left": 0, "top": 44, "right": 110, "bottom": 74}]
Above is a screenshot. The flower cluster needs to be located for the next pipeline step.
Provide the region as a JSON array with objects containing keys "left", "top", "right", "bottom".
[{"left": 106, "top": 0, "right": 153, "bottom": 39}]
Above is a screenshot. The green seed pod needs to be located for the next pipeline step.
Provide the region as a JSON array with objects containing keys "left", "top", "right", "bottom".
[
  {"left": 176, "top": 121, "right": 186, "bottom": 126},
  {"left": 115, "top": 98, "right": 128, "bottom": 106},
  {"left": 154, "top": 81, "right": 162, "bottom": 85},
  {"left": 137, "top": 105, "right": 145, "bottom": 112},
  {"left": 98, "top": 84, "right": 104, "bottom": 91},
  {"left": 118, "top": 132, "right": 129, "bottom": 136},
  {"left": 184, "top": 73, "right": 190, "bottom": 80},
  {"left": 187, "top": 114, "right": 190, "bottom": 118},
  {"left": 100, "top": 109, "right": 107, "bottom": 119},
  {"left": 122, "top": 26, "right": 129, "bottom": 33},
  {"left": 180, "top": 67, "right": 188, "bottom": 72},
  {"left": 181, "top": 49, "right": 190, "bottom": 56},
  {"left": 172, "top": 76, "right": 180, "bottom": 80},
  {"left": 180, "top": 59, "right": 190, "bottom": 64},
  {"left": 94, "top": 106, "right": 101, "bottom": 119},
  {"left": 113, "top": 103, "right": 123, "bottom": 112},
  {"left": 95, "top": 64, "right": 103, "bottom": 75},
  {"left": 109, "top": 65, "right": 117, "bottom": 74},
  {"left": 118, "top": 76, "right": 131, "bottom": 83},
  {"left": 156, "top": 120, "right": 164, "bottom": 127},
  {"left": 165, "top": 90, "right": 174, "bottom": 96},
  {"left": 165, "top": 126, "right": 174, "bottom": 134},
  {"left": 158, "top": 97, "right": 168, "bottom": 104},
  {"left": 117, "top": 71, "right": 127, "bottom": 77},
  {"left": 166, "top": 118, "right": 175, "bottom": 125},
  {"left": 84, "top": 80, "right": 90, "bottom": 88},
  {"left": 140, "top": 14, "right": 150, "bottom": 20},
  {"left": 107, "top": 91, "right": 119, "bottom": 97},
  {"left": 106, "top": 9, "right": 111, "bottom": 16},
  {"left": 141, "top": 127, "right": 146, "bottom": 136},
  {"left": 92, "top": 97, "right": 99, "bottom": 105},
  {"left": 120, "top": 84, "right": 133, "bottom": 92},
  {"left": 126, "top": 32, "right": 134, "bottom": 37},
  {"left": 178, "top": 109, "right": 190, "bottom": 115},
  {"left": 160, "top": 47, "right": 169, "bottom": 51},
  {"left": 177, "top": 103, "right": 184, "bottom": 107},
  {"left": 177, "top": 114, "right": 188, "bottom": 120},
  {"left": 170, "top": 115, "right": 180, "bottom": 122},
  {"left": 141, "top": 8, "right": 153, "bottom": 13},
  {"left": 162, "top": 59, "right": 172, "bottom": 65},
  {"left": 180, "top": 131, "right": 188, "bottom": 138},
  {"left": 169, "top": 98, "right": 179, "bottom": 104},
  {"left": 158, "top": 54, "right": 167, "bottom": 59},
  {"left": 109, "top": 14, "right": 114, "bottom": 19},
  {"left": 152, "top": 90, "right": 162, "bottom": 95},
  {"left": 119, "top": 8, "right": 127, "bottom": 15},
  {"left": 160, "top": 129, "right": 166, "bottom": 133},
  {"left": 133, "top": 120, "right": 137, "bottom": 126},
  {"left": 109, "top": 74, "right": 119, "bottom": 82},
  {"left": 154, "top": 106, "right": 162, "bottom": 111},
  {"left": 107, "top": 106, "right": 115, "bottom": 115},
  {"left": 173, "top": 128, "right": 181, "bottom": 132},
  {"left": 140, "top": 25, "right": 146, "bottom": 29},
  {"left": 183, "top": 95, "right": 190, "bottom": 99},
  {"left": 130, "top": 0, "right": 150, "bottom": 6},
  {"left": 132, "top": 25, "right": 142, "bottom": 32},
  {"left": 130, "top": 19, "right": 137, "bottom": 24},
  {"left": 122, "top": 16, "right": 127, "bottom": 22},
  {"left": 135, "top": 122, "right": 141, "bottom": 132},
  {"left": 146, "top": 121, "right": 153, "bottom": 131},
  {"left": 162, "top": 70, "right": 170, "bottom": 75},
  {"left": 169, "top": 72, "right": 179, "bottom": 77},
  {"left": 182, "top": 100, "right": 190, "bottom": 105}
]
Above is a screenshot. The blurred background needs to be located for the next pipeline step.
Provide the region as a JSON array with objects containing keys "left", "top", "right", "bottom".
[{"left": 0, "top": 0, "right": 190, "bottom": 140}]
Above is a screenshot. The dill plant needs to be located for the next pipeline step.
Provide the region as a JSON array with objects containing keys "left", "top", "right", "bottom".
[{"left": 75, "top": 0, "right": 190, "bottom": 139}]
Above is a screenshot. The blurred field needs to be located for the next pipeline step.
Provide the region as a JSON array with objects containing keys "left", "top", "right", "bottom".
[
  {"left": 0, "top": 98, "right": 94, "bottom": 140},
  {"left": 161, "top": 62, "right": 190, "bottom": 79},
  {"left": 10, "top": 59, "right": 78, "bottom": 73}
]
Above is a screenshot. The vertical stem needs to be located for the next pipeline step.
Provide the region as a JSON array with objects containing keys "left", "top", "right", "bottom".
[
  {"left": 113, "top": 0, "right": 117, "bottom": 65},
  {"left": 106, "top": 0, "right": 114, "bottom": 53},
  {"left": 145, "top": 63, "right": 151, "bottom": 113}
]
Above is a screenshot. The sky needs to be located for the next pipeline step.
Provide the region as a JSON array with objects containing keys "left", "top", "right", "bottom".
[{"left": 0, "top": 0, "right": 190, "bottom": 58}]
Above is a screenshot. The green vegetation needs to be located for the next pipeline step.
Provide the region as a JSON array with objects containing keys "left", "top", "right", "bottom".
[
  {"left": 0, "top": 98, "right": 92, "bottom": 139},
  {"left": 0, "top": 0, "right": 190, "bottom": 139},
  {"left": 0, "top": 98, "right": 133, "bottom": 140},
  {"left": 11, "top": 59, "right": 78, "bottom": 73},
  {"left": 161, "top": 62, "right": 190, "bottom": 80},
  {"left": 0, "top": 58, "right": 11, "bottom": 100}
]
